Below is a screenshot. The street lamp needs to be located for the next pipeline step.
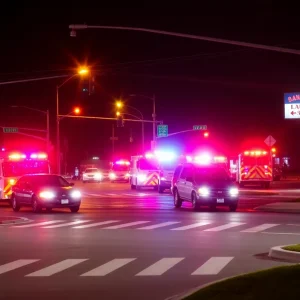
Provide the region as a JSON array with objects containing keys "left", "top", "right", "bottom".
[
  {"left": 11, "top": 105, "right": 50, "bottom": 154},
  {"left": 56, "top": 67, "right": 89, "bottom": 174},
  {"left": 129, "top": 94, "right": 156, "bottom": 150}
]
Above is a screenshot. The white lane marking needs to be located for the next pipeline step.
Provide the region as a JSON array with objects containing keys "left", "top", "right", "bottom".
[
  {"left": 0, "top": 260, "right": 39, "bottom": 275},
  {"left": 136, "top": 258, "right": 184, "bottom": 276},
  {"left": 262, "top": 232, "right": 300, "bottom": 236},
  {"left": 137, "top": 221, "right": 180, "bottom": 230},
  {"left": 171, "top": 221, "right": 211, "bottom": 231},
  {"left": 73, "top": 220, "right": 120, "bottom": 229},
  {"left": 203, "top": 222, "right": 245, "bottom": 232},
  {"left": 81, "top": 258, "right": 136, "bottom": 276},
  {"left": 102, "top": 221, "right": 150, "bottom": 229},
  {"left": 241, "top": 224, "right": 280, "bottom": 233},
  {"left": 192, "top": 257, "right": 234, "bottom": 275},
  {"left": 42, "top": 220, "right": 90, "bottom": 228},
  {"left": 26, "top": 259, "right": 88, "bottom": 277},
  {"left": 287, "top": 224, "right": 300, "bottom": 226},
  {"left": 12, "top": 220, "right": 64, "bottom": 228}
]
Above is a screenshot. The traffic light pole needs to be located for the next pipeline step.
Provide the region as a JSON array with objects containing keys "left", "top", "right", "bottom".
[{"left": 156, "top": 129, "right": 208, "bottom": 139}]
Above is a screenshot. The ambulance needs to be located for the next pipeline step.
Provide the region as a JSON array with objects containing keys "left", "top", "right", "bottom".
[
  {"left": 236, "top": 150, "right": 272, "bottom": 188},
  {"left": 0, "top": 151, "right": 50, "bottom": 200},
  {"left": 108, "top": 160, "right": 131, "bottom": 182}
]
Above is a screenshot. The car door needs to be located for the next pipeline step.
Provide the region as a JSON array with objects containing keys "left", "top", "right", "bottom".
[
  {"left": 177, "top": 165, "right": 192, "bottom": 199},
  {"left": 22, "top": 178, "right": 34, "bottom": 204},
  {"left": 184, "top": 167, "right": 195, "bottom": 201},
  {"left": 13, "top": 177, "right": 26, "bottom": 203}
]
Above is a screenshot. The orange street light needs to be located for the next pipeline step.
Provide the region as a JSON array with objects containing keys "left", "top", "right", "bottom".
[
  {"left": 74, "top": 107, "right": 81, "bottom": 114},
  {"left": 116, "top": 111, "right": 121, "bottom": 116},
  {"left": 271, "top": 148, "right": 276, "bottom": 153},
  {"left": 116, "top": 101, "right": 123, "bottom": 109},
  {"left": 78, "top": 67, "right": 89, "bottom": 75}
]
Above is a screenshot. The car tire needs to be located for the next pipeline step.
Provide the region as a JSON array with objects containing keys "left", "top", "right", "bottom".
[
  {"left": 70, "top": 206, "right": 80, "bottom": 213},
  {"left": 192, "top": 192, "right": 200, "bottom": 211},
  {"left": 32, "top": 197, "right": 42, "bottom": 213},
  {"left": 11, "top": 195, "right": 20, "bottom": 212},
  {"left": 173, "top": 189, "right": 182, "bottom": 208},
  {"left": 229, "top": 203, "right": 237, "bottom": 212},
  {"left": 46, "top": 208, "right": 52, "bottom": 213},
  {"left": 158, "top": 186, "right": 164, "bottom": 193}
]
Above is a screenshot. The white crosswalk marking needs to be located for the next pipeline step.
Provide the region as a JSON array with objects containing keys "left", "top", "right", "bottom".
[
  {"left": 171, "top": 221, "right": 211, "bottom": 231},
  {"left": 137, "top": 221, "right": 180, "bottom": 230},
  {"left": 81, "top": 258, "right": 136, "bottom": 276},
  {"left": 102, "top": 221, "right": 150, "bottom": 229},
  {"left": 192, "top": 257, "right": 234, "bottom": 275},
  {"left": 42, "top": 221, "right": 91, "bottom": 228},
  {"left": 12, "top": 220, "right": 64, "bottom": 228},
  {"left": 136, "top": 258, "right": 184, "bottom": 276},
  {"left": 73, "top": 220, "right": 120, "bottom": 229},
  {"left": 203, "top": 222, "right": 245, "bottom": 232},
  {"left": 241, "top": 224, "right": 280, "bottom": 233},
  {"left": 0, "top": 259, "right": 39, "bottom": 275},
  {"left": 26, "top": 259, "right": 88, "bottom": 277}
]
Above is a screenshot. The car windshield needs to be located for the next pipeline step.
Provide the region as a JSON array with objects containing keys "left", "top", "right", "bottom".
[
  {"left": 2, "top": 161, "right": 49, "bottom": 177},
  {"left": 85, "top": 168, "right": 99, "bottom": 173},
  {"left": 242, "top": 156, "right": 269, "bottom": 166},
  {"left": 112, "top": 164, "right": 130, "bottom": 171},
  {"left": 138, "top": 158, "right": 159, "bottom": 170},
  {"left": 31, "top": 175, "right": 70, "bottom": 187},
  {"left": 195, "top": 167, "right": 230, "bottom": 183}
]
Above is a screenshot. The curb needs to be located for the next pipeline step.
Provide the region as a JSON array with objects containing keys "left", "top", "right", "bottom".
[
  {"left": 269, "top": 245, "right": 300, "bottom": 262},
  {"left": 0, "top": 217, "right": 31, "bottom": 225},
  {"left": 254, "top": 203, "right": 300, "bottom": 213}
]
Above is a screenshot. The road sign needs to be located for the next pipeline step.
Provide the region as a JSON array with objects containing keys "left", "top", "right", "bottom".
[
  {"left": 3, "top": 127, "right": 18, "bottom": 133},
  {"left": 157, "top": 125, "right": 168, "bottom": 137},
  {"left": 110, "top": 137, "right": 118, "bottom": 141},
  {"left": 264, "top": 135, "right": 276, "bottom": 147},
  {"left": 193, "top": 125, "right": 207, "bottom": 130},
  {"left": 284, "top": 93, "right": 300, "bottom": 119}
]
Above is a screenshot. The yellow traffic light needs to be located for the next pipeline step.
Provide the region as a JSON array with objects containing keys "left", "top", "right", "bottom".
[
  {"left": 74, "top": 107, "right": 81, "bottom": 114},
  {"left": 78, "top": 67, "right": 89, "bottom": 75}
]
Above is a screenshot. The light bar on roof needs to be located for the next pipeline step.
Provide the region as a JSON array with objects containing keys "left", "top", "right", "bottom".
[
  {"left": 30, "top": 153, "right": 47, "bottom": 159},
  {"left": 214, "top": 156, "right": 226, "bottom": 162},
  {"left": 194, "top": 153, "right": 212, "bottom": 165},
  {"left": 115, "top": 160, "right": 130, "bottom": 165},
  {"left": 8, "top": 153, "right": 26, "bottom": 160},
  {"left": 154, "top": 150, "right": 176, "bottom": 161}
]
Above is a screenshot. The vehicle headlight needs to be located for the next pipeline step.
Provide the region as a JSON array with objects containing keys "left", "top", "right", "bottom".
[
  {"left": 229, "top": 188, "right": 239, "bottom": 197},
  {"left": 94, "top": 173, "right": 102, "bottom": 179},
  {"left": 125, "top": 173, "right": 130, "bottom": 177},
  {"left": 109, "top": 173, "right": 116, "bottom": 179},
  {"left": 71, "top": 190, "right": 81, "bottom": 198},
  {"left": 160, "top": 177, "right": 166, "bottom": 181},
  {"left": 198, "top": 187, "right": 210, "bottom": 196},
  {"left": 137, "top": 174, "right": 146, "bottom": 181},
  {"left": 39, "top": 191, "right": 55, "bottom": 200}
]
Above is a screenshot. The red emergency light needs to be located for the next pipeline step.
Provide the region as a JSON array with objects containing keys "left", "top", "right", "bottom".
[
  {"left": 244, "top": 150, "right": 267, "bottom": 156},
  {"left": 8, "top": 153, "right": 26, "bottom": 160},
  {"left": 115, "top": 160, "right": 130, "bottom": 165},
  {"left": 30, "top": 153, "right": 48, "bottom": 159}
]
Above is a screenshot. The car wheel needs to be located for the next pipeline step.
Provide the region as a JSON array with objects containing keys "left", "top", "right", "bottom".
[
  {"left": 46, "top": 208, "right": 52, "bottom": 213},
  {"left": 32, "top": 197, "right": 42, "bottom": 213},
  {"left": 70, "top": 206, "right": 80, "bottom": 213},
  {"left": 173, "top": 189, "right": 182, "bottom": 208},
  {"left": 229, "top": 203, "right": 237, "bottom": 212},
  {"left": 158, "top": 186, "right": 164, "bottom": 193},
  {"left": 11, "top": 195, "right": 20, "bottom": 212},
  {"left": 192, "top": 192, "right": 200, "bottom": 211}
]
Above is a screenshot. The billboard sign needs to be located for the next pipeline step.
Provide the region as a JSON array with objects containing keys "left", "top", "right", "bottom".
[{"left": 284, "top": 93, "right": 300, "bottom": 119}]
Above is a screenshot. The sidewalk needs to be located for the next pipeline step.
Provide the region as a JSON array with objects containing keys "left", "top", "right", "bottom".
[
  {"left": 0, "top": 216, "right": 30, "bottom": 225},
  {"left": 254, "top": 202, "right": 300, "bottom": 213}
]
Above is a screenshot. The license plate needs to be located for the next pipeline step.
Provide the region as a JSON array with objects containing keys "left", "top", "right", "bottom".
[
  {"left": 217, "top": 198, "right": 224, "bottom": 203},
  {"left": 61, "top": 199, "right": 69, "bottom": 204}
]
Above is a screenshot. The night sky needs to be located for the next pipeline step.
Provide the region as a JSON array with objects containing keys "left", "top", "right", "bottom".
[{"left": 1, "top": 3, "right": 300, "bottom": 170}]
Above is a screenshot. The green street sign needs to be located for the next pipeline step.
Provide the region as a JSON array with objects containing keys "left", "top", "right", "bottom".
[
  {"left": 157, "top": 125, "right": 168, "bottom": 137},
  {"left": 3, "top": 127, "right": 18, "bottom": 133},
  {"left": 193, "top": 125, "right": 207, "bottom": 131}
]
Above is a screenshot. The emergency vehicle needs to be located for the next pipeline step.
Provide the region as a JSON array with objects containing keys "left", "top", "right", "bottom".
[
  {"left": 0, "top": 151, "right": 50, "bottom": 200},
  {"left": 109, "top": 160, "right": 131, "bottom": 182},
  {"left": 130, "top": 153, "right": 160, "bottom": 190},
  {"left": 236, "top": 150, "right": 272, "bottom": 188}
]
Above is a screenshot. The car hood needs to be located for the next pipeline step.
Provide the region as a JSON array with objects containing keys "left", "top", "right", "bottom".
[
  {"left": 37, "top": 186, "right": 74, "bottom": 196},
  {"left": 195, "top": 180, "right": 236, "bottom": 189}
]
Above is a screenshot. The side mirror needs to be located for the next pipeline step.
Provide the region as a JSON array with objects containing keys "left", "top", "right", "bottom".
[{"left": 69, "top": 182, "right": 74, "bottom": 186}]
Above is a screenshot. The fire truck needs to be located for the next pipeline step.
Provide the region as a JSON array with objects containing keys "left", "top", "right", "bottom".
[
  {"left": 0, "top": 151, "right": 50, "bottom": 200},
  {"left": 236, "top": 150, "right": 273, "bottom": 188}
]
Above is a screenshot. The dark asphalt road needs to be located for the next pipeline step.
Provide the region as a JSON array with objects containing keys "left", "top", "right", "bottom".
[{"left": 1, "top": 181, "right": 300, "bottom": 300}]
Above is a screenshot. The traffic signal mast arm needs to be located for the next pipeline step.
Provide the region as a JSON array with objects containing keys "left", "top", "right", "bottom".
[{"left": 157, "top": 129, "right": 208, "bottom": 139}]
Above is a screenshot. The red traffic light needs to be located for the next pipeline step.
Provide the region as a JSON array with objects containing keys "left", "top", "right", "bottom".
[{"left": 204, "top": 132, "right": 209, "bottom": 138}]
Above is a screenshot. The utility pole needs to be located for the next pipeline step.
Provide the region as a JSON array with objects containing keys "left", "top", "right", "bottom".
[{"left": 152, "top": 94, "right": 156, "bottom": 151}]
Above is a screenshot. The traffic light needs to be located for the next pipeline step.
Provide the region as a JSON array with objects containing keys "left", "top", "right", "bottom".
[
  {"left": 73, "top": 107, "right": 81, "bottom": 115},
  {"left": 204, "top": 131, "right": 209, "bottom": 138},
  {"left": 116, "top": 112, "right": 124, "bottom": 127}
]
